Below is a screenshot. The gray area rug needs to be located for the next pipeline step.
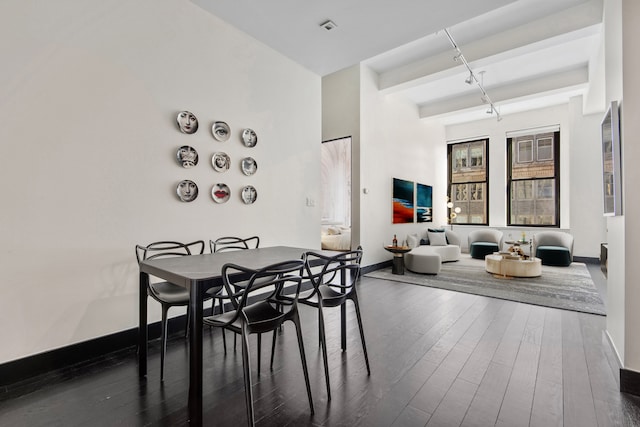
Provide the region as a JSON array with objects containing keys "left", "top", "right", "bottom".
[{"left": 365, "top": 256, "right": 605, "bottom": 315}]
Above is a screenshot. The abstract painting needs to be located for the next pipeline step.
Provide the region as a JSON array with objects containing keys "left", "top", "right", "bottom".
[
  {"left": 416, "top": 183, "right": 433, "bottom": 223},
  {"left": 393, "top": 178, "right": 414, "bottom": 223}
]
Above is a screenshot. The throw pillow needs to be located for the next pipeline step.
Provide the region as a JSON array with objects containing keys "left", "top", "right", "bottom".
[
  {"left": 428, "top": 231, "right": 448, "bottom": 246},
  {"left": 406, "top": 234, "right": 419, "bottom": 248},
  {"left": 420, "top": 238, "right": 429, "bottom": 245},
  {"left": 427, "top": 228, "right": 446, "bottom": 233},
  {"left": 327, "top": 226, "right": 341, "bottom": 235}
]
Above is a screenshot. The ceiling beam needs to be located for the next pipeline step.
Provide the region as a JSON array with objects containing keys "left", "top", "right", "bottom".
[
  {"left": 418, "top": 65, "right": 589, "bottom": 119},
  {"left": 378, "top": 0, "right": 602, "bottom": 93}
]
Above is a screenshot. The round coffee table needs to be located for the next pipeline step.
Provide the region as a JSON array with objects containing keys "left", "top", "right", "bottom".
[
  {"left": 485, "top": 254, "right": 541, "bottom": 278},
  {"left": 384, "top": 245, "right": 412, "bottom": 275}
]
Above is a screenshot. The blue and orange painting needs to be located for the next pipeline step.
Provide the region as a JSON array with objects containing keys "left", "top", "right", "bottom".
[
  {"left": 416, "top": 183, "right": 433, "bottom": 223},
  {"left": 392, "top": 178, "right": 414, "bottom": 223}
]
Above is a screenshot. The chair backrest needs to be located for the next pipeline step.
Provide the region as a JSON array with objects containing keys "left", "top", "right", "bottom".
[
  {"left": 468, "top": 229, "right": 503, "bottom": 247},
  {"left": 220, "top": 259, "right": 305, "bottom": 333},
  {"left": 304, "top": 249, "right": 363, "bottom": 294},
  {"left": 135, "top": 240, "right": 205, "bottom": 263},
  {"left": 444, "top": 229, "right": 461, "bottom": 247},
  {"left": 533, "top": 231, "right": 574, "bottom": 255},
  {"left": 210, "top": 236, "right": 260, "bottom": 253}
]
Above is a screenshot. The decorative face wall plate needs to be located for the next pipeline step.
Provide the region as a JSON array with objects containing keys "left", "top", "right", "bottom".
[
  {"left": 211, "top": 183, "right": 230, "bottom": 203},
  {"left": 212, "top": 152, "right": 230, "bottom": 172},
  {"left": 177, "top": 180, "right": 198, "bottom": 202},
  {"left": 241, "top": 157, "right": 257, "bottom": 176},
  {"left": 177, "top": 111, "right": 198, "bottom": 134},
  {"left": 177, "top": 145, "right": 198, "bottom": 168},
  {"left": 241, "top": 185, "right": 257, "bottom": 204},
  {"left": 212, "top": 121, "right": 230, "bottom": 141},
  {"left": 242, "top": 128, "right": 258, "bottom": 147}
]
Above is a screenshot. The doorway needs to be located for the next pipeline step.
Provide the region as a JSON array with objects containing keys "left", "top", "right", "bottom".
[{"left": 320, "top": 137, "right": 352, "bottom": 250}]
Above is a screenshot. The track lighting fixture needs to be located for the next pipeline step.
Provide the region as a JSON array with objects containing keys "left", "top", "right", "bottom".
[
  {"left": 465, "top": 72, "right": 474, "bottom": 85},
  {"left": 443, "top": 28, "right": 501, "bottom": 121}
]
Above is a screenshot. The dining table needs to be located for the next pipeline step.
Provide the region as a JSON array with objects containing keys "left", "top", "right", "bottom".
[{"left": 138, "top": 245, "right": 341, "bottom": 426}]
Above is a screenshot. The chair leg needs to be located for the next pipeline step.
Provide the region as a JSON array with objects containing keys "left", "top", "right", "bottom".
[
  {"left": 241, "top": 326, "right": 255, "bottom": 427},
  {"left": 185, "top": 305, "right": 191, "bottom": 339},
  {"left": 292, "top": 308, "right": 314, "bottom": 414},
  {"left": 160, "top": 305, "right": 169, "bottom": 382},
  {"left": 351, "top": 296, "right": 371, "bottom": 375},
  {"left": 257, "top": 333, "right": 262, "bottom": 376},
  {"left": 317, "top": 304, "right": 331, "bottom": 400},
  {"left": 217, "top": 299, "right": 228, "bottom": 353},
  {"left": 270, "top": 330, "right": 277, "bottom": 370},
  {"left": 221, "top": 328, "right": 228, "bottom": 354}
]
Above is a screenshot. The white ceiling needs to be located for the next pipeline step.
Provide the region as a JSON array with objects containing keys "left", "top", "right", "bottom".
[{"left": 191, "top": 0, "right": 603, "bottom": 124}]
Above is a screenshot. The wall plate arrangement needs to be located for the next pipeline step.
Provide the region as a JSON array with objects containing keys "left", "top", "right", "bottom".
[
  {"left": 176, "top": 145, "right": 198, "bottom": 168},
  {"left": 212, "top": 152, "right": 230, "bottom": 172},
  {"left": 176, "top": 111, "right": 198, "bottom": 134},
  {"left": 212, "top": 121, "right": 230, "bottom": 141},
  {"left": 242, "top": 128, "right": 258, "bottom": 147},
  {"left": 241, "top": 185, "right": 257, "bottom": 204},
  {"left": 211, "top": 183, "right": 230, "bottom": 203},
  {"left": 241, "top": 157, "right": 257, "bottom": 176},
  {"left": 177, "top": 180, "right": 198, "bottom": 202}
]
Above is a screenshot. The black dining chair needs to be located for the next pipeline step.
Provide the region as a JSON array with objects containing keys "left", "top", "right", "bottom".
[
  {"left": 203, "top": 259, "right": 314, "bottom": 427},
  {"left": 210, "top": 235, "right": 260, "bottom": 254},
  {"left": 282, "top": 248, "right": 369, "bottom": 401},
  {"left": 135, "top": 240, "right": 222, "bottom": 381},
  {"left": 209, "top": 236, "right": 261, "bottom": 352}
]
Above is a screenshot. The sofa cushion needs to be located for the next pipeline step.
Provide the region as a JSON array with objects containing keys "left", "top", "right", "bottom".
[
  {"left": 411, "top": 244, "right": 460, "bottom": 262},
  {"left": 406, "top": 234, "right": 420, "bottom": 249},
  {"left": 469, "top": 242, "right": 499, "bottom": 259},
  {"left": 405, "top": 251, "right": 441, "bottom": 274},
  {"left": 536, "top": 245, "right": 572, "bottom": 266},
  {"left": 428, "top": 231, "right": 448, "bottom": 246}
]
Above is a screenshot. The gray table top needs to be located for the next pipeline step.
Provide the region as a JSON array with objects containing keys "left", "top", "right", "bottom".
[{"left": 139, "top": 246, "right": 334, "bottom": 290}]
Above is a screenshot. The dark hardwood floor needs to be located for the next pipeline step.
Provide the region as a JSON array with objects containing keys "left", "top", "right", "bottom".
[{"left": 2, "top": 265, "right": 640, "bottom": 426}]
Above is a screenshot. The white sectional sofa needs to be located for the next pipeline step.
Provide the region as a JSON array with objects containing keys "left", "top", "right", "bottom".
[{"left": 404, "top": 229, "right": 461, "bottom": 274}]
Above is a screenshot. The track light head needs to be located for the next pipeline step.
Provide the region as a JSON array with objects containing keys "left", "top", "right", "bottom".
[{"left": 465, "top": 73, "right": 473, "bottom": 85}]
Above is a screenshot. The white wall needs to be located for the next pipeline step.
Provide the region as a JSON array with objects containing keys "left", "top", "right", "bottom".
[
  {"left": 621, "top": 0, "right": 640, "bottom": 372},
  {"left": 0, "top": 0, "right": 321, "bottom": 364},
  {"left": 603, "top": 0, "right": 626, "bottom": 366},
  {"left": 444, "top": 101, "right": 605, "bottom": 258},
  {"left": 359, "top": 66, "right": 446, "bottom": 266}
]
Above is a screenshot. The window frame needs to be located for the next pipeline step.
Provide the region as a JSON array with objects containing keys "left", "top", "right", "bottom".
[
  {"left": 507, "top": 131, "right": 560, "bottom": 227},
  {"left": 447, "top": 138, "right": 489, "bottom": 226}
]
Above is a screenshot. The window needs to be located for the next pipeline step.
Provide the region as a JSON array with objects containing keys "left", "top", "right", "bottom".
[
  {"left": 507, "top": 130, "right": 559, "bottom": 226},
  {"left": 517, "top": 140, "right": 533, "bottom": 163},
  {"left": 448, "top": 138, "right": 488, "bottom": 225}
]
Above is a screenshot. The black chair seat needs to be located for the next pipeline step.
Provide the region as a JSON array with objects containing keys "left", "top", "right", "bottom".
[{"left": 149, "top": 281, "right": 189, "bottom": 304}]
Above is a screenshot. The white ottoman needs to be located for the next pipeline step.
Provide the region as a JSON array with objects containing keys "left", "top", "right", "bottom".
[{"left": 405, "top": 250, "right": 441, "bottom": 274}]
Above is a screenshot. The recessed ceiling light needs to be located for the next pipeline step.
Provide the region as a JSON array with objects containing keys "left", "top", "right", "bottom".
[{"left": 320, "top": 20, "right": 337, "bottom": 31}]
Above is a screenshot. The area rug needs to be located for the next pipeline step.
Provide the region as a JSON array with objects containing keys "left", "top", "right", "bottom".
[{"left": 365, "top": 256, "right": 605, "bottom": 315}]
